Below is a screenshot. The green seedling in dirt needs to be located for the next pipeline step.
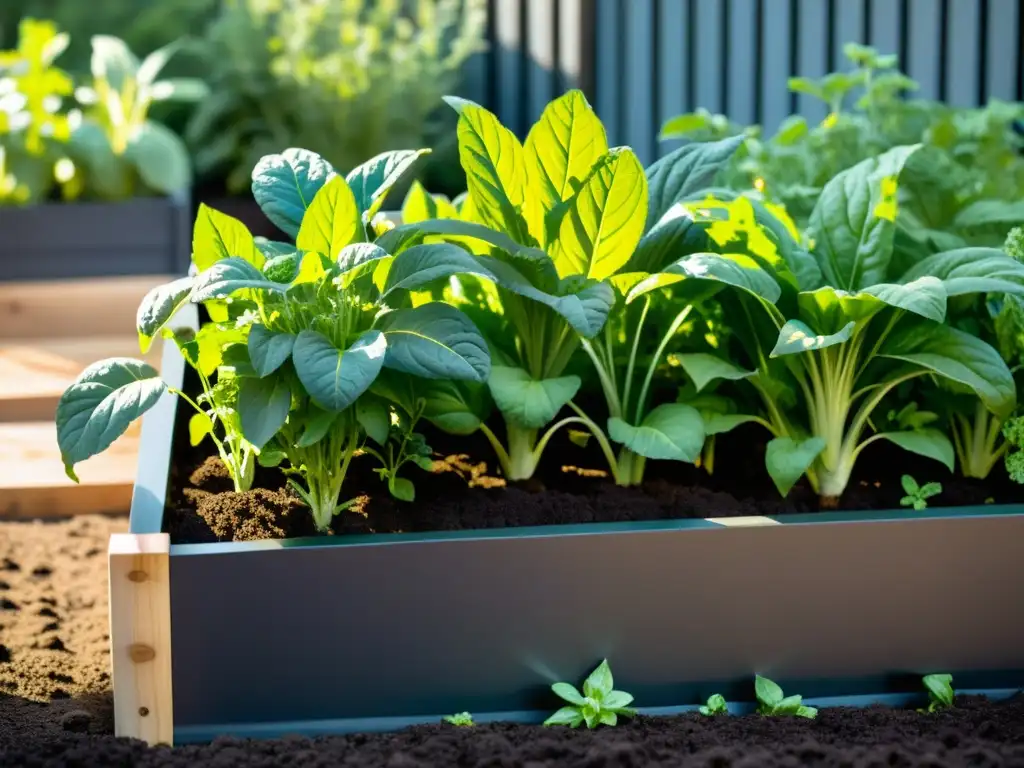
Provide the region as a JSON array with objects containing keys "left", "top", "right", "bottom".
[
  {"left": 754, "top": 675, "right": 818, "bottom": 719},
  {"left": 544, "top": 659, "right": 637, "bottom": 729},
  {"left": 920, "top": 673, "right": 955, "bottom": 713},
  {"left": 899, "top": 475, "right": 942, "bottom": 510},
  {"left": 699, "top": 694, "right": 728, "bottom": 716},
  {"left": 442, "top": 712, "right": 474, "bottom": 726}
]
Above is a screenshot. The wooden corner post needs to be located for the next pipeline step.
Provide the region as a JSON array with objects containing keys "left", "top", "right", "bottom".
[{"left": 108, "top": 533, "right": 174, "bottom": 745}]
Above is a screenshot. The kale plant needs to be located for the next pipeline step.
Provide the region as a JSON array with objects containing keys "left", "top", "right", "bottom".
[{"left": 544, "top": 660, "right": 637, "bottom": 729}]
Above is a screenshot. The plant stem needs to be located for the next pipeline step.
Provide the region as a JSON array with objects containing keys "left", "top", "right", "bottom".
[{"left": 635, "top": 305, "right": 692, "bottom": 424}]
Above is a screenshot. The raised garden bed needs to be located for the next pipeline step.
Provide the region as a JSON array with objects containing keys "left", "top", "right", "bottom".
[{"left": 0, "top": 195, "right": 191, "bottom": 282}]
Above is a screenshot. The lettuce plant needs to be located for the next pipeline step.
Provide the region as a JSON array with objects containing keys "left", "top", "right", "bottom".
[
  {"left": 544, "top": 660, "right": 636, "bottom": 729},
  {"left": 56, "top": 145, "right": 492, "bottom": 532},
  {"left": 392, "top": 91, "right": 646, "bottom": 482},
  {"left": 681, "top": 146, "right": 1023, "bottom": 506}
]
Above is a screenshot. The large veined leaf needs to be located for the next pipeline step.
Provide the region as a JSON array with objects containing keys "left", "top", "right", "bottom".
[
  {"left": 624, "top": 204, "right": 711, "bottom": 275},
  {"left": 523, "top": 89, "right": 609, "bottom": 212},
  {"left": 382, "top": 217, "right": 535, "bottom": 259},
  {"left": 136, "top": 276, "right": 192, "bottom": 353},
  {"left": 860, "top": 277, "right": 946, "bottom": 322},
  {"left": 626, "top": 252, "right": 782, "bottom": 305},
  {"left": 794, "top": 280, "right": 946, "bottom": 337},
  {"left": 675, "top": 353, "right": 755, "bottom": 393},
  {"left": 345, "top": 148, "right": 430, "bottom": 220},
  {"left": 192, "top": 203, "right": 262, "bottom": 272},
  {"left": 551, "top": 148, "right": 648, "bottom": 280},
  {"left": 375, "top": 303, "right": 491, "bottom": 383},
  {"left": 454, "top": 103, "right": 537, "bottom": 244},
  {"left": 381, "top": 243, "right": 496, "bottom": 296},
  {"left": 645, "top": 135, "right": 745, "bottom": 228},
  {"left": 898, "top": 248, "right": 1024, "bottom": 297},
  {"left": 420, "top": 380, "right": 491, "bottom": 435},
  {"left": 807, "top": 144, "right": 920, "bottom": 291},
  {"left": 336, "top": 243, "right": 391, "bottom": 286},
  {"left": 237, "top": 375, "right": 291, "bottom": 449},
  {"left": 251, "top": 148, "right": 337, "bottom": 239},
  {"left": 607, "top": 404, "right": 705, "bottom": 462},
  {"left": 881, "top": 323, "right": 1017, "bottom": 419},
  {"left": 488, "top": 366, "right": 581, "bottom": 428},
  {"left": 771, "top": 319, "right": 856, "bottom": 356},
  {"left": 952, "top": 199, "right": 1024, "bottom": 231},
  {"left": 765, "top": 436, "right": 826, "bottom": 496},
  {"left": 55, "top": 358, "right": 167, "bottom": 480},
  {"left": 402, "top": 180, "right": 460, "bottom": 223},
  {"left": 190, "top": 257, "right": 289, "bottom": 302},
  {"left": 247, "top": 324, "right": 296, "bottom": 377},
  {"left": 295, "top": 176, "right": 363, "bottom": 258},
  {"left": 293, "top": 329, "right": 387, "bottom": 412},
  {"left": 478, "top": 256, "right": 614, "bottom": 337},
  {"left": 873, "top": 430, "right": 955, "bottom": 472}
]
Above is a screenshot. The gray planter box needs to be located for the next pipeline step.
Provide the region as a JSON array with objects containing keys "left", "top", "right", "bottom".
[
  {"left": 0, "top": 194, "right": 190, "bottom": 282},
  {"left": 109, "top": 308, "right": 1024, "bottom": 747}
]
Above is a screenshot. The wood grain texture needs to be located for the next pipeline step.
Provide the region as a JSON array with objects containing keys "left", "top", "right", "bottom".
[{"left": 108, "top": 532, "right": 174, "bottom": 746}]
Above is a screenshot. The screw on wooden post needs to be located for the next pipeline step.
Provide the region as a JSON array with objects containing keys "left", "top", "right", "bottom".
[{"left": 108, "top": 533, "right": 173, "bottom": 746}]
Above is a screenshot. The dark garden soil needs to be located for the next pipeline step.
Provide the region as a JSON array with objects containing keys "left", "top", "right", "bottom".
[{"left": 164, "top": 369, "right": 1024, "bottom": 544}]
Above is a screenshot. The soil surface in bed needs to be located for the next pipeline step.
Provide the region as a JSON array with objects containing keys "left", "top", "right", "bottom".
[
  {"left": 164, "top": 377, "right": 1024, "bottom": 543},
  {"left": 3, "top": 516, "right": 1023, "bottom": 766}
]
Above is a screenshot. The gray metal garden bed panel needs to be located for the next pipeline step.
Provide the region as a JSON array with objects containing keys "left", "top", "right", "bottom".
[
  {"left": 126, "top": 309, "right": 1024, "bottom": 743},
  {"left": 0, "top": 195, "right": 190, "bottom": 281}
]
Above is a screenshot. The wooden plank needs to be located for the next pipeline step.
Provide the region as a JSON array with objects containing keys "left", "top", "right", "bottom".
[
  {"left": 493, "top": 0, "right": 524, "bottom": 135},
  {"left": 108, "top": 532, "right": 174, "bottom": 746},
  {"left": 832, "top": 0, "right": 867, "bottom": 73},
  {"left": 946, "top": 0, "right": 981, "bottom": 106},
  {"left": 624, "top": 0, "right": 656, "bottom": 163},
  {"left": 727, "top": 0, "right": 758, "bottom": 126},
  {"left": 985, "top": 0, "right": 1020, "bottom": 101},
  {"left": 796, "top": 0, "right": 829, "bottom": 123},
  {"left": 656, "top": 0, "right": 689, "bottom": 156},
  {"left": 907, "top": 0, "right": 942, "bottom": 99},
  {"left": 595, "top": 0, "right": 621, "bottom": 144},
  {"left": 0, "top": 420, "right": 141, "bottom": 518},
  {"left": 526, "top": 0, "right": 555, "bottom": 120},
  {"left": 694, "top": 0, "right": 725, "bottom": 115},
  {"left": 760, "top": 0, "right": 794, "bottom": 133},
  {"left": 0, "top": 336, "right": 162, "bottom": 422},
  {"left": 0, "top": 275, "right": 170, "bottom": 340},
  {"left": 869, "top": 0, "right": 903, "bottom": 59}
]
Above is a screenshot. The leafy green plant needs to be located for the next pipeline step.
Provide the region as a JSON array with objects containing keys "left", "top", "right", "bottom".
[
  {"left": 754, "top": 675, "right": 817, "bottom": 719},
  {"left": 67, "top": 34, "right": 207, "bottom": 198},
  {"left": 692, "top": 146, "right": 1023, "bottom": 507},
  {"left": 699, "top": 693, "right": 727, "bottom": 716},
  {"left": 543, "top": 660, "right": 636, "bottom": 729},
  {"left": 0, "top": 17, "right": 75, "bottom": 204},
  {"left": 899, "top": 475, "right": 941, "bottom": 510},
  {"left": 55, "top": 144, "right": 494, "bottom": 532},
  {"left": 442, "top": 711, "right": 474, "bottom": 726},
  {"left": 186, "top": 0, "right": 487, "bottom": 192},
  {"left": 921, "top": 673, "right": 955, "bottom": 712}
]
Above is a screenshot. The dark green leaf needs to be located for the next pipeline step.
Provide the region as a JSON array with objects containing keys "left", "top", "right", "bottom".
[
  {"left": 346, "top": 149, "right": 430, "bottom": 220},
  {"left": 765, "top": 436, "right": 826, "bottom": 496},
  {"left": 645, "top": 135, "right": 745, "bottom": 228},
  {"left": 356, "top": 396, "right": 390, "bottom": 445},
  {"left": 237, "top": 376, "right": 291, "bottom": 449},
  {"left": 190, "top": 258, "right": 289, "bottom": 302},
  {"left": 375, "top": 303, "right": 490, "bottom": 382},
  {"left": 247, "top": 325, "right": 296, "bottom": 377},
  {"left": 251, "top": 148, "right": 337, "bottom": 239},
  {"left": 293, "top": 329, "right": 388, "bottom": 411},
  {"left": 488, "top": 367, "right": 581, "bottom": 428},
  {"left": 608, "top": 404, "right": 705, "bottom": 462},
  {"left": 136, "top": 276, "right": 192, "bottom": 353},
  {"left": 382, "top": 243, "right": 496, "bottom": 296}
]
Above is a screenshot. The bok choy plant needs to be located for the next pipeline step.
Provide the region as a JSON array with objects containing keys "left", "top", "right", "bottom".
[
  {"left": 383, "top": 91, "right": 646, "bottom": 482},
  {"left": 56, "top": 145, "right": 494, "bottom": 531},
  {"left": 683, "top": 145, "right": 1023, "bottom": 506}
]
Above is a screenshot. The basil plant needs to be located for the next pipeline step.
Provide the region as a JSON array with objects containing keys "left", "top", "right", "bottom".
[
  {"left": 56, "top": 146, "right": 496, "bottom": 532},
  {"left": 687, "top": 145, "right": 1023, "bottom": 506}
]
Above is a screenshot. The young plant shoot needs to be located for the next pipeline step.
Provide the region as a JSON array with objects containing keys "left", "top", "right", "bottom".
[
  {"left": 697, "top": 146, "right": 1023, "bottom": 506},
  {"left": 55, "top": 145, "right": 493, "bottom": 532},
  {"left": 899, "top": 475, "right": 941, "bottom": 510},
  {"left": 699, "top": 694, "right": 728, "bottom": 716},
  {"left": 391, "top": 91, "right": 645, "bottom": 482},
  {"left": 921, "top": 673, "right": 955, "bottom": 713},
  {"left": 544, "top": 660, "right": 637, "bottom": 729},
  {"left": 754, "top": 676, "right": 818, "bottom": 719},
  {"left": 442, "top": 712, "right": 474, "bottom": 726}
]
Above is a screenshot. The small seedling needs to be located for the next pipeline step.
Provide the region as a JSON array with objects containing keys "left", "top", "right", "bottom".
[
  {"left": 754, "top": 675, "right": 818, "bottom": 719},
  {"left": 900, "top": 475, "right": 942, "bottom": 510},
  {"left": 921, "top": 673, "right": 954, "bottom": 713},
  {"left": 544, "top": 659, "right": 637, "bottom": 729},
  {"left": 442, "top": 711, "right": 474, "bottom": 726},
  {"left": 699, "top": 693, "right": 728, "bottom": 716}
]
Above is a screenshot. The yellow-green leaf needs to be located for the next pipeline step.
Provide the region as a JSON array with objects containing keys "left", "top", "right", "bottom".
[
  {"left": 296, "top": 176, "right": 362, "bottom": 259},
  {"left": 524, "top": 89, "right": 608, "bottom": 213},
  {"left": 455, "top": 104, "right": 539, "bottom": 245},
  {"left": 192, "top": 203, "right": 263, "bottom": 272},
  {"left": 551, "top": 149, "right": 648, "bottom": 281}
]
